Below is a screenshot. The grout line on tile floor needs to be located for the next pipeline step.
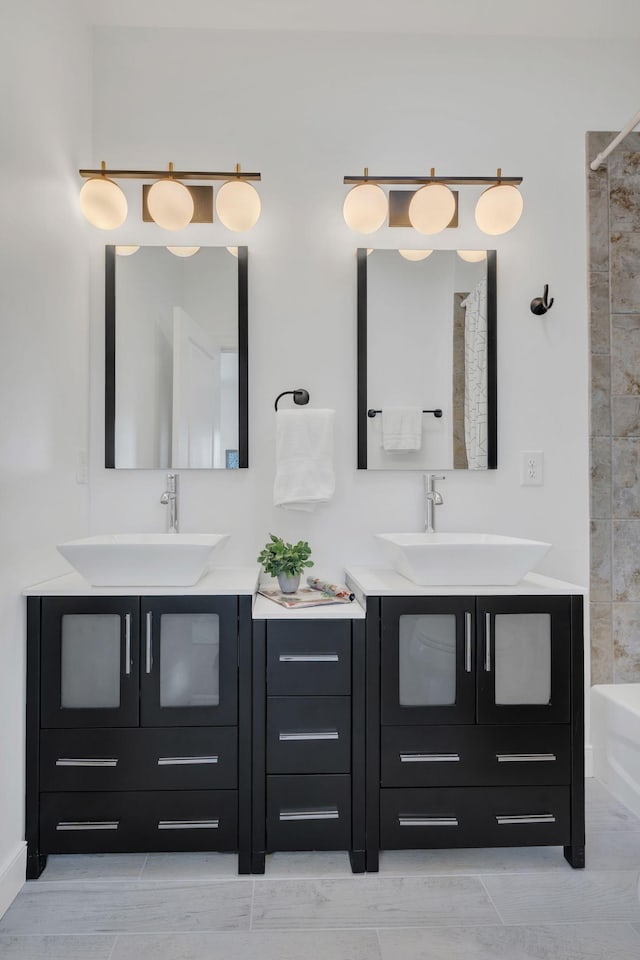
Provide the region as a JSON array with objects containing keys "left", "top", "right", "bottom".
[
  {"left": 477, "top": 876, "right": 507, "bottom": 925},
  {"left": 137, "top": 854, "right": 149, "bottom": 880},
  {"left": 106, "top": 934, "right": 118, "bottom": 960}
]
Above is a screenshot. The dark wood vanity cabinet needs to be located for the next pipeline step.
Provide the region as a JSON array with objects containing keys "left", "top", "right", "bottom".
[
  {"left": 251, "top": 617, "right": 366, "bottom": 873},
  {"left": 366, "top": 594, "right": 584, "bottom": 870},
  {"left": 26, "top": 594, "right": 252, "bottom": 878}
]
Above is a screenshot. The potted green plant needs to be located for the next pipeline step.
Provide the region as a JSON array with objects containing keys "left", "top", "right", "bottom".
[{"left": 257, "top": 534, "right": 314, "bottom": 593}]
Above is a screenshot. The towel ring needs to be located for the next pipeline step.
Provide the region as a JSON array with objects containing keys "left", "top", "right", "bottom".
[{"left": 275, "top": 389, "right": 310, "bottom": 412}]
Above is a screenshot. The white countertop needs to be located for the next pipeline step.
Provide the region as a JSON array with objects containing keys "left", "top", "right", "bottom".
[
  {"left": 252, "top": 593, "right": 365, "bottom": 620},
  {"left": 23, "top": 566, "right": 261, "bottom": 597},
  {"left": 345, "top": 567, "right": 586, "bottom": 604}
]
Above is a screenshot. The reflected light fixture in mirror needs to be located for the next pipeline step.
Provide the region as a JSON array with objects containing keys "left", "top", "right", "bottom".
[
  {"left": 147, "top": 163, "right": 194, "bottom": 230},
  {"left": 79, "top": 162, "right": 128, "bottom": 229},
  {"left": 227, "top": 246, "right": 239, "bottom": 257},
  {"left": 166, "top": 246, "right": 200, "bottom": 257},
  {"left": 343, "top": 170, "right": 387, "bottom": 233},
  {"left": 115, "top": 245, "right": 140, "bottom": 256},
  {"left": 216, "top": 165, "right": 261, "bottom": 231},
  {"left": 408, "top": 170, "right": 456, "bottom": 235},
  {"left": 399, "top": 249, "right": 433, "bottom": 261},
  {"left": 457, "top": 249, "right": 487, "bottom": 263},
  {"left": 474, "top": 169, "right": 524, "bottom": 235}
]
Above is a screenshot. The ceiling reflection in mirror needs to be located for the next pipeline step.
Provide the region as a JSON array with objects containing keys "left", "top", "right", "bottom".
[
  {"left": 357, "top": 249, "right": 496, "bottom": 470},
  {"left": 105, "top": 245, "right": 248, "bottom": 469}
]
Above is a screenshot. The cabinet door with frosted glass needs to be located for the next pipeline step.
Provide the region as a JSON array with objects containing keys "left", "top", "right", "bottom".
[
  {"left": 380, "top": 597, "right": 476, "bottom": 725},
  {"left": 41, "top": 597, "right": 140, "bottom": 728},
  {"left": 140, "top": 596, "right": 238, "bottom": 726},
  {"left": 476, "top": 596, "right": 571, "bottom": 724}
]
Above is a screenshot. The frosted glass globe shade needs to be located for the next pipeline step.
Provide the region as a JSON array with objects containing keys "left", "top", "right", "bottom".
[
  {"left": 399, "top": 249, "right": 433, "bottom": 262},
  {"left": 343, "top": 183, "right": 387, "bottom": 233},
  {"left": 147, "top": 179, "right": 194, "bottom": 230},
  {"left": 166, "top": 246, "right": 200, "bottom": 258},
  {"left": 408, "top": 183, "right": 456, "bottom": 235},
  {"left": 115, "top": 245, "right": 140, "bottom": 256},
  {"left": 457, "top": 249, "right": 487, "bottom": 263},
  {"left": 79, "top": 177, "right": 127, "bottom": 230},
  {"left": 216, "top": 181, "right": 261, "bottom": 231},
  {"left": 475, "top": 183, "right": 523, "bottom": 235}
]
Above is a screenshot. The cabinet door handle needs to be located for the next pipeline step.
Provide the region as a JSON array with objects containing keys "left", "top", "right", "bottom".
[
  {"left": 157, "top": 756, "right": 219, "bottom": 765},
  {"left": 465, "top": 612, "right": 472, "bottom": 672},
  {"left": 400, "top": 752, "right": 460, "bottom": 763},
  {"left": 124, "top": 613, "right": 131, "bottom": 676},
  {"left": 157, "top": 819, "right": 219, "bottom": 830},
  {"left": 279, "top": 730, "right": 339, "bottom": 742},
  {"left": 484, "top": 612, "right": 492, "bottom": 672},
  {"left": 399, "top": 816, "right": 458, "bottom": 827},
  {"left": 496, "top": 753, "right": 557, "bottom": 763},
  {"left": 496, "top": 814, "right": 556, "bottom": 825},
  {"left": 56, "top": 821, "right": 119, "bottom": 831},
  {"left": 55, "top": 758, "right": 118, "bottom": 767},
  {"left": 145, "top": 611, "right": 153, "bottom": 674},
  {"left": 279, "top": 808, "right": 339, "bottom": 821},
  {"left": 279, "top": 653, "right": 339, "bottom": 662}
]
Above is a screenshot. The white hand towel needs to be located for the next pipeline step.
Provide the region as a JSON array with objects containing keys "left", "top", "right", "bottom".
[
  {"left": 274, "top": 409, "right": 335, "bottom": 511},
  {"left": 381, "top": 407, "right": 422, "bottom": 451}
]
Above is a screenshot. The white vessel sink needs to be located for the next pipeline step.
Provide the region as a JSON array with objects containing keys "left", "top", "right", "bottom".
[
  {"left": 375, "top": 532, "right": 551, "bottom": 586},
  {"left": 57, "top": 534, "right": 230, "bottom": 587}
]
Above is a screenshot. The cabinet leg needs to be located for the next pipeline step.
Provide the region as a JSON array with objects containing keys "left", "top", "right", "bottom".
[
  {"left": 26, "top": 853, "right": 47, "bottom": 880},
  {"left": 366, "top": 848, "right": 379, "bottom": 873},
  {"left": 564, "top": 843, "right": 585, "bottom": 869},
  {"left": 349, "top": 849, "right": 366, "bottom": 874},
  {"left": 238, "top": 851, "right": 252, "bottom": 875},
  {"left": 251, "top": 851, "right": 266, "bottom": 874}
]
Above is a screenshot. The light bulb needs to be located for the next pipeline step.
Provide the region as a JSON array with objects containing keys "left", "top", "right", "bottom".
[
  {"left": 79, "top": 177, "right": 128, "bottom": 229},
  {"left": 166, "top": 246, "right": 200, "bottom": 258},
  {"left": 399, "top": 249, "right": 433, "bottom": 261},
  {"left": 475, "top": 183, "right": 523, "bottom": 235},
  {"left": 147, "top": 179, "right": 194, "bottom": 230},
  {"left": 457, "top": 249, "right": 487, "bottom": 263},
  {"left": 115, "top": 245, "right": 140, "bottom": 256},
  {"left": 216, "top": 180, "right": 261, "bottom": 231},
  {"left": 408, "top": 183, "right": 456, "bottom": 235},
  {"left": 343, "top": 183, "right": 387, "bottom": 233}
]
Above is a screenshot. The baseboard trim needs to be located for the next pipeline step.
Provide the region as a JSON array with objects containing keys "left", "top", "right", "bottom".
[
  {"left": 584, "top": 743, "right": 593, "bottom": 779},
  {"left": 0, "top": 843, "right": 26, "bottom": 920}
]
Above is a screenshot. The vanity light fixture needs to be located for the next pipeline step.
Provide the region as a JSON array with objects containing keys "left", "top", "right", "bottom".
[
  {"left": 398, "top": 249, "right": 433, "bottom": 261},
  {"left": 78, "top": 161, "right": 262, "bottom": 230},
  {"left": 166, "top": 246, "right": 201, "bottom": 258},
  {"left": 115, "top": 245, "right": 140, "bottom": 256},
  {"left": 343, "top": 168, "right": 523, "bottom": 236},
  {"left": 457, "top": 249, "right": 487, "bottom": 263}
]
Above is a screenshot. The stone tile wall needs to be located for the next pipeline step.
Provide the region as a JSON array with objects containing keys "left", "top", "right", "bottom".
[{"left": 588, "top": 131, "right": 640, "bottom": 684}]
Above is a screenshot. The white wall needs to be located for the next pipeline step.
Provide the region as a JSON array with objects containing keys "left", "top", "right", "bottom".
[
  {"left": 0, "top": 2, "right": 91, "bottom": 914},
  {"left": 85, "top": 28, "right": 640, "bottom": 592}
]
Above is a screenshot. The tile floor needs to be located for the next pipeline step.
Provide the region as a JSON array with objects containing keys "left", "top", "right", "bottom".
[{"left": 1, "top": 778, "right": 640, "bottom": 959}]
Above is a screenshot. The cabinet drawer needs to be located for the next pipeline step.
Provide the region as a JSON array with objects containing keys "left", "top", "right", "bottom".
[
  {"left": 267, "top": 775, "right": 351, "bottom": 851},
  {"left": 380, "top": 786, "right": 570, "bottom": 849},
  {"left": 40, "top": 790, "right": 238, "bottom": 854},
  {"left": 267, "top": 621, "right": 350, "bottom": 695},
  {"left": 267, "top": 697, "right": 351, "bottom": 774},
  {"left": 40, "top": 728, "right": 237, "bottom": 791},
  {"left": 381, "top": 725, "right": 570, "bottom": 787}
]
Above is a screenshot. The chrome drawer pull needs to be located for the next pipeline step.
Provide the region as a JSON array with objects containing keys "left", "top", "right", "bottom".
[
  {"left": 279, "top": 730, "right": 339, "bottom": 742},
  {"left": 496, "top": 753, "right": 557, "bottom": 763},
  {"left": 496, "top": 814, "right": 556, "bottom": 825},
  {"left": 157, "top": 756, "right": 219, "bottom": 765},
  {"left": 400, "top": 753, "right": 460, "bottom": 763},
  {"left": 279, "top": 808, "right": 339, "bottom": 821},
  {"left": 465, "top": 612, "right": 472, "bottom": 672},
  {"left": 56, "top": 821, "right": 119, "bottom": 831},
  {"left": 55, "top": 758, "right": 118, "bottom": 767},
  {"left": 145, "top": 611, "right": 153, "bottom": 674},
  {"left": 399, "top": 816, "right": 458, "bottom": 827},
  {"left": 279, "top": 653, "right": 339, "bottom": 662},
  {"left": 158, "top": 819, "right": 219, "bottom": 830},
  {"left": 124, "top": 613, "right": 131, "bottom": 676}
]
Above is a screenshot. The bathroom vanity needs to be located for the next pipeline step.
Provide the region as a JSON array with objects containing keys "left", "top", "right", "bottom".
[
  {"left": 345, "top": 568, "right": 585, "bottom": 870},
  {"left": 24, "top": 567, "right": 258, "bottom": 879}
]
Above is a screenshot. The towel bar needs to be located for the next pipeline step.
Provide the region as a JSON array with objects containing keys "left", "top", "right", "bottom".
[
  {"left": 275, "top": 389, "right": 310, "bottom": 411},
  {"left": 367, "top": 408, "right": 443, "bottom": 418}
]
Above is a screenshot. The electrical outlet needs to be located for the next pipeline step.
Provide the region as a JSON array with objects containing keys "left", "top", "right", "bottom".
[{"left": 521, "top": 450, "right": 544, "bottom": 486}]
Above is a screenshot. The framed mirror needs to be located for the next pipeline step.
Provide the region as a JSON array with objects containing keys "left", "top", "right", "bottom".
[
  {"left": 357, "top": 248, "right": 496, "bottom": 470},
  {"left": 105, "top": 245, "right": 248, "bottom": 469}
]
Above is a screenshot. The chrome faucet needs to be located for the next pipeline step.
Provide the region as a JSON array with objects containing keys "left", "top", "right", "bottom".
[
  {"left": 160, "top": 473, "right": 179, "bottom": 533},
  {"left": 424, "top": 473, "right": 445, "bottom": 533}
]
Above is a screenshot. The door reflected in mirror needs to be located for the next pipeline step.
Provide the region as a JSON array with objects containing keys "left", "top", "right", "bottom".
[
  {"left": 357, "top": 249, "right": 496, "bottom": 470},
  {"left": 105, "top": 245, "right": 248, "bottom": 469}
]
